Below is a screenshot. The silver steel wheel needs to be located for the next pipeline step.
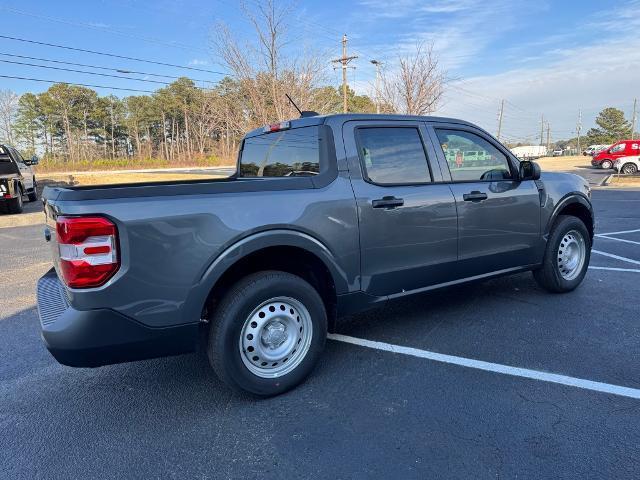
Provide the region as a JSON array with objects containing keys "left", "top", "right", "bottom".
[
  {"left": 556, "top": 230, "right": 586, "bottom": 281},
  {"left": 239, "top": 296, "right": 313, "bottom": 379},
  {"left": 622, "top": 163, "right": 638, "bottom": 175},
  {"left": 601, "top": 160, "right": 612, "bottom": 169}
]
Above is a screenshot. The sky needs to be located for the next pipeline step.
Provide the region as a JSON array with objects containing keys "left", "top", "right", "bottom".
[{"left": 0, "top": 0, "right": 638, "bottom": 143}]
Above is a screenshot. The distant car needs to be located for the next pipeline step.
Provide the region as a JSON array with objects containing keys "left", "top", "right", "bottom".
[
  {"left": 0, "top": 144, "right": 39, "bottom": 214},
  {"left": 614, "top": 156, "right": 640, "bottom": 175},
  {"left": 592, "top": 140, "right": 640, "bottom": 169},
  {"left": 583, "top": 144, "right": 609, "bottom": 156},
  {"left": 552, "top": 149, "right": 563, "bottom": 157}
]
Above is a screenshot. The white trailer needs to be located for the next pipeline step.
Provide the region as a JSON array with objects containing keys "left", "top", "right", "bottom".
[{"left": 510, "top": 145, "right": 548, "bottom": 160}]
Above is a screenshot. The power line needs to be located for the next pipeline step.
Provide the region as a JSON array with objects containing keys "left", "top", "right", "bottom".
[
  {"left": 0, "top": 52, "right": 218, "bottom": 84},
  {"left": 0, "top": 34, "right": 228, "bottom": 75},
  {"left": 0, "top": 74, "right": 154, "bottom": 93},
  {"left": 0, "top": 58, "right": 172, "bottom": 85}
]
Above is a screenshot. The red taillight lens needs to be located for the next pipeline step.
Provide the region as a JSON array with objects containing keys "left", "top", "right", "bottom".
[{"left": 56, "top": 216, "right": 120, "bottom": 288}]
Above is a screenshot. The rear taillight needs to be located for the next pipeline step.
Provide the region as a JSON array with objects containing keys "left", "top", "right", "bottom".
[{"left": 56, "top": 216, "right": 120, "bottom": 288}]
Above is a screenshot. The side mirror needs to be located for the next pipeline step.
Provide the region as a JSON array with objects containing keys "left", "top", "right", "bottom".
[
  {"left": 26, "top": 155, "right": 39, "bottom": 166},
  {"left": 519, "top": 160, "right": 541, "bottom": 181}
]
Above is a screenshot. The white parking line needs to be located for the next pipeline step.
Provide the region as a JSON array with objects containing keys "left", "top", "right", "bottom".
[
  {"left": 328, "top": 333, "right": 640, "bottom": 400},
  {"left": 589, "top": 266, "right": 640, "bottom": 273},
  {"left": 597, "top": 228, "right": 640, "bottom": 236},
  {"left": 592, "top": 249, "right": 640, "bottom": 266},
  {"left": 595, "top": 235, "right": 640, "bottom": 246}
]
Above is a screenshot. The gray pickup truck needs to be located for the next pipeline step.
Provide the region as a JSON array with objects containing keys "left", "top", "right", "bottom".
[{"left": 38, "top": 114, "right": 594, "bottom": 396}]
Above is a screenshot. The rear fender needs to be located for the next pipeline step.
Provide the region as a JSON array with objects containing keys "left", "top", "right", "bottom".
[{"left": 183, "top": 229, "right": 348, "bottom": 321}]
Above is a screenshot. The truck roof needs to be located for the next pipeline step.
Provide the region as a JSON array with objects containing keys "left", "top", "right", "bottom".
[{"left": 244, "top": 113, "right": 478, "bottom": 138}]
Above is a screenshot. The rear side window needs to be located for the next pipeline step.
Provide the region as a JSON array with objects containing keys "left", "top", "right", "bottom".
[
  {"left": 240, "top": 126, "right": 321, "bottom": 177},
  {"left": 0, "top": 145, "right": 11, "bottom": 162},
  {"left": 435, "top": 129, "right": 513, "bottom": 181},
  {"left": 356, "top": 127, "right": 431, "bottom": 184},
  {"left": 610, "top": 143, "right": 625, "bottom": 153}
]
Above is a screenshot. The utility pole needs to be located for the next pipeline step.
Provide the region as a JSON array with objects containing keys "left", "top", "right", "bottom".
[
  {"left": 371, "top": 59, "right": 383, "bottom": 114},
  {"left": 546, "top": 122, "right": 551, "bottom": 151},
  {"left": 540, "top": 114, "right": 545, "bottom": 147},
  {"left": 496, "top": 99, "right": 504, "bottom": 141},
  {"left": 332, "top": 34, "right": 357, "bottom": 113},
  {"left": 632, "top": 98, "right": 637, "bottom": 140},
  {"left": 576, "top": 109, "right": 582, "bottom": 155}
]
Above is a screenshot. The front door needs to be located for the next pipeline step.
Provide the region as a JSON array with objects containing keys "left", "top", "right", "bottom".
[
  {"left": 343, "top": 121, "right": 458, "bottom": 297},
  {"left": 429, "top": 125, "right": 542, "bottom": 277},
  {"left": 11, "top": 149, "right": 34, "bottom": 191}
]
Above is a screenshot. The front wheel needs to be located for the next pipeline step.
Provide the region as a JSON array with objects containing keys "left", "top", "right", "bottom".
[
  {"left": 600, "top": 159, "right": 613, "bottom": 169},
  {"left": 208, "top": 271, "right": 327, "bottom": 396},
  {"left": 533, "top": 215, "right": 591, "bottom": 293},
  {"left": 27, "top": 178, "right": 38, "bottom": 202}
]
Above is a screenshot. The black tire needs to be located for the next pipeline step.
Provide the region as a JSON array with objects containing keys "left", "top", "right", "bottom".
[
  {"left": 621, "top": 163, "right": 638, "bottom": 175},
  {"left": 7, "top": 187, "right": 24, "bottom": 214},
  {"left": 533, "top": 215, "right": 591, "bottom": 293},
  {"left": 208, "top": 270, "right": 327, "bottom": 396},
  {"left": 27, "top": 178, "right": 38, "bottom": 202},
  {"left": 600, "top": 159, "right": 613, "bottom": 169}
]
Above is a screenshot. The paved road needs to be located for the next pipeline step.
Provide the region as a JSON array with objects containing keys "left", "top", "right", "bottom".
[
  {"left": 570, "top": 165, "right": 611, "bottom": 186},
  {"left": 1, "top": 190, "right": 640, "bottom": 479}
]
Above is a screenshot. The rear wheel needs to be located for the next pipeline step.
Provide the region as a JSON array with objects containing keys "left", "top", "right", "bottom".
[
  {"left": 533, "top": 215, "right": 591, "bottom": 293},
  {"left": 621, "top": 163, "right": 638, "bottom": 175},
  {"left": 208, "top": 271, "right": 327, "bottom": 396},
  {"left": 600, "top": 159, "right": 613, "bottom": 169},
  {"left": 7, "top": 186, "right": 24, "bottom": 214}
]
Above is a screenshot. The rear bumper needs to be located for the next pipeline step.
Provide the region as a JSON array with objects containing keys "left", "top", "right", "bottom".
[{"left": 37, "top": 268, "right": 199, "bottom": 367}]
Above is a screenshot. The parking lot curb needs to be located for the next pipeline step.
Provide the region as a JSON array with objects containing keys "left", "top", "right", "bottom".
[{"left": 600, "top": 173, "right": 614, "bottom": 186}]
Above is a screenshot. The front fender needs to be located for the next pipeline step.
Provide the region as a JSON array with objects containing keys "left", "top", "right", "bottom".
[
  {"left": 182, "top": 229, "right": 350, "bottom": 322},
  {"left": 543, "top": 192, "right": 593, "bottom": 238}
]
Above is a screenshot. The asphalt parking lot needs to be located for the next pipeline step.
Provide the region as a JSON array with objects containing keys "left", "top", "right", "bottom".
[{"left": 1, "top": 187, "right": 640, "bottom": 479}]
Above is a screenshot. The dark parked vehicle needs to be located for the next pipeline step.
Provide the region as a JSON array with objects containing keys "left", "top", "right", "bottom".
[
  {"left": 37, "top": 114, "right": 594, "bottom": 396},
  {"left": 0, "top": 144, "right": 38, "bottom": 213}
]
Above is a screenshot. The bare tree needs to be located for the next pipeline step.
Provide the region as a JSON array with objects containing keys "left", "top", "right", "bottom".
[
  {"left": 0, "top": 89, "right": 19, "bottom": 144},
  {"left": 212, "top": 0, "right": 326, "bottom": 130},
  {"left": 380, "top": 43, "right": 446, "bottom": 116}
]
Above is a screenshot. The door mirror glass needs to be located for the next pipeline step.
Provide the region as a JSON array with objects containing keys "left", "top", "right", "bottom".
[
  {"left": 519, "top": 160, "right": 541, "bottom": 181},
  {"left": 29, "top": 155, "right": 39, "bottom": 165}
]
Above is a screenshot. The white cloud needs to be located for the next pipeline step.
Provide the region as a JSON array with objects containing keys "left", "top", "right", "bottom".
[
  {"left": 351, "top": 0, "right": 639, "bottom": 141},
  {"left": 188, "top": 58, "right": 210, "bottom": 66},
  {"left": 437, "top": 37, "right": 640, "bottom": 140}
]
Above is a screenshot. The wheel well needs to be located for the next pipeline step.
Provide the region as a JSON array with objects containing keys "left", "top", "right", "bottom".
[
  {"left": 203, "top": 246, "right": 338, "bottom": 331},
  {"left": 557, "top": 202, "right": 594, "bottom": 240}
]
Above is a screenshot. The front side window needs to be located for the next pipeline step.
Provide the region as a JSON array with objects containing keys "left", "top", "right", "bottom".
[
  {"left": 435, "top": 129, "right": 513, "bottom": 181},
  {"left": 356, "top": 127, "right": 431, "bottom": 184},
  {"left": 240, "top": 126, "right": 321, "bottom": 177}
]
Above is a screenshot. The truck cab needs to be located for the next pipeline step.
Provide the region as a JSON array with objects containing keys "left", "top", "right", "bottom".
[{"left": 0, "top": 144, "right": 38, "bottom": 214}]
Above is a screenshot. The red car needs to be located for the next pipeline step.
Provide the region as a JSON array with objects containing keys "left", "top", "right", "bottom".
[{"left": 592, "top": 140, "right": 640, "bottom": 169}]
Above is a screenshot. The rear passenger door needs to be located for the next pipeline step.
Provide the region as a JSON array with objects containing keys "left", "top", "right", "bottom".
[
  {"left": 428, "top": 124, "right": 541, "bottom": 276},
  {"left": 343, "top": 121, "right": 458, "bottom": 297}
]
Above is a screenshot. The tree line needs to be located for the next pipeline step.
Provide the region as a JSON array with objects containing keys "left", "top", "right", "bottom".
[
  {"left": 0, "top": 0, "right": 448, "bottom": 167},
  {"left": 0, "top": 79, "right": 380, "bottom": 164}
]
